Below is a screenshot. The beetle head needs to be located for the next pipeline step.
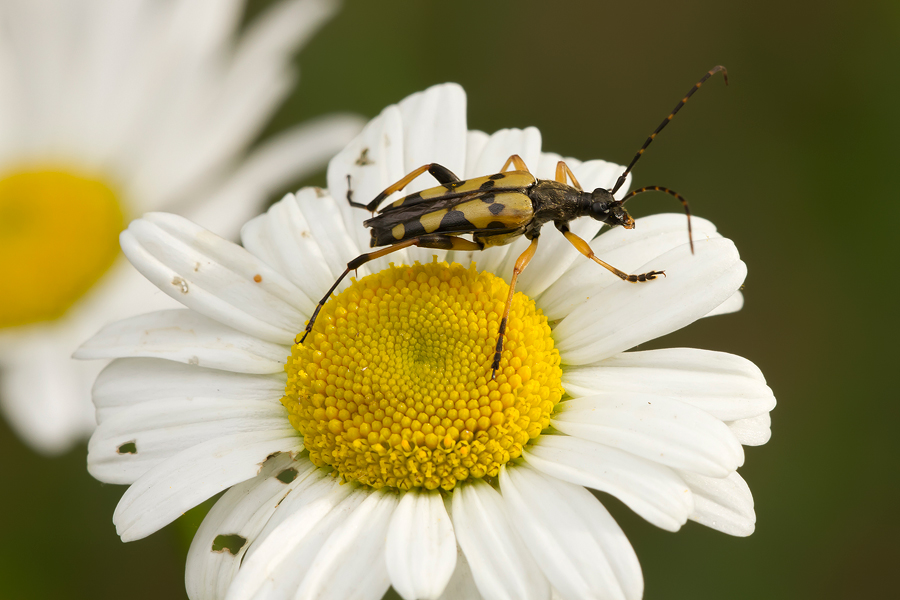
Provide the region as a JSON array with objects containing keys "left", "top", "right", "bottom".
[{"left": 588, "top": 188, "right": 635, "bottom": 229}]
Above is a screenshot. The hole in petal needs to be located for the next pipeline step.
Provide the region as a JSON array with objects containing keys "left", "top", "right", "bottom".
[
  {"left": 276, "top": 467, "right": 299, "bottom": 483},
  {"left": 117, "top": 441, "right": 137, "bottom": 454},
  {"left": 211, "top": 534, "right": 247, "bottom": 555}
]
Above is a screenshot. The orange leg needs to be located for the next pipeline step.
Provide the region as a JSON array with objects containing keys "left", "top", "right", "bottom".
[
  {"left": 349, "top": 163, "right": 460, "bottom": 212},
  {"left": 300, "top": 234, "right": 483, "bottom": 343},
  {"left": 491, "top": 236, "right": 540, "bottom": 380},
  {"left": 554, "top": 161, "right": 583, "bottom": 191},
  {"left": 557, "top": 224, "right": 664, "bottom": 283},
  {"left": 499, "top": 154, "right": 531, "bottom": 173}
]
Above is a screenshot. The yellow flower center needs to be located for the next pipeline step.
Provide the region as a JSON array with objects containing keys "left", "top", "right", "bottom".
[
  {"left": 0, "top": 169, "right": 124, "bottom": 328},
  {"left": 282, "top": 260, "right": 563, "bottom": 491}
]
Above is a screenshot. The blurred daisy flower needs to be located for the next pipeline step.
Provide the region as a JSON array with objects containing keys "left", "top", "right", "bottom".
[
  {"left": 77, "top": 84, "right": 775, "bottom": 599},
  {"left": 0, "top": 0, "right": 362, "bottom": 453}
]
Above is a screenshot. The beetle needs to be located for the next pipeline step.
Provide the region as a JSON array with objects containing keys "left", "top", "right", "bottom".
[{"left": 300, "top": 66, "right": 728, "bottom": 379}]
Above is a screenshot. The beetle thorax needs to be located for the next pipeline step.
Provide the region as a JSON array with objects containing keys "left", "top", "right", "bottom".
[{"left": 527, "top": 180, "right": 592, "bottom": 229}]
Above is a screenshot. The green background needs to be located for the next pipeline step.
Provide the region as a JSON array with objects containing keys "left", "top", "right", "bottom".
[{"left": 2, "top": 0, "right": 897, "bottom": 598}]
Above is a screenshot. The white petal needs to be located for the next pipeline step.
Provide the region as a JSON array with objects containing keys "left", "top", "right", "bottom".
[
  {"left": 329, "top": 82, "right": 469, "bottom": 214},
  {"left": 451, "top": 478, "right": 550, "bottom": 600},
  {"left": 395, "top": 83, "right": 468, "bottom": 265},
  {"left": 562, "top": 348, "right": 776, "bottom": 422},
  {"left": 241, "top": 188, "right": 363, "bottom": 302},
  {"left": 0, "top": 329, "right": 99, "bottom": 454},
  {"left": 523, "top": 434, "right": 692, "bottom": 531},
  {"left": 75, "top": 309, "right": 288, "bottom": 374},
  {"left": 386, "top": 490, "right": 458, "bottom": 600},
  {"left": 463, "top": 130, "right": 490, "bottom": 180},
  {"left": 437, "top": 548, "right": 484, "bottom": 600},
  {"left": 225, "top": 472, "right": 358, "bottom": 600},
  {"left": 678, "top": 470, "right": 756, "bottom": 536},
  {"left": 467, "top": 127, "right": 543, "bottom": 177},
  {"left": 500, "top": 464, "right": 643, "bottom": 600},
  {"left": 705, "top": 290, "right": 744, "bottom": 317},
  {"left": 131, "top": 0, "right": 243, "bottom": 169},
  {"left": 0, "top": 255, "right": 179, "bottom": 453},
  {"left": 397, "top": 82, "right": 467, "bottom": 177},
  {"left": 294, "top": 488, "right": 398, "bottom": 600},
  {"left": 113, "top": 430, "right": 301, "bottom": 542},
  {"left": 235, "top": 0, "right": 339, "bottom": 67},
  {"left": 552, "top": 392, "right": 744, "bottom": 477},
  {"left": 728, "top": 412, "right": 772, "bottom": 446},
  {"left": 554, "top": 237, "right": 746, "bottom": 365},
  {"left": 92, "top": 357, "right": 285, "bottom": 423},
  {"left": 184, "top": 115, "right": 364, "bottom": 239},
  {"left": 134, "top": 0, "right": 341, "bottom": 207},
  {"left": 531, "top": 151, "right": 574, "bottom": 181},
  {"left": 327, "top": 94, "right": 407, "bottom": 258},
  {"left": 88, "top": 397, "right": 287, "bottom": 485},
  {"left": 186, "top": 455, "right": 318, "bottom": 600},
  {"left": 121, "top": 213, "right": 311, "bottom": 344},
  {"left": 538, "top": 214, "right": 721, "bottom": 321}
]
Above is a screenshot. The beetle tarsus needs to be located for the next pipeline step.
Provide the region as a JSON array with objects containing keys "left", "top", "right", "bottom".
[{"left": 625, "top": 270, "right": 665, "bottom": 282}]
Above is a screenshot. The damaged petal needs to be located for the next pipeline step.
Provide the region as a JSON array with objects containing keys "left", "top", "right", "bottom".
[
  {"left": 276, "top": 467, "right": 299, "bottom": 483},
  {"left": 211, "top": 533, "right": 247, "bottom": 555},
  {"left": 355, "top": 147, "right": 373, "bottom": 166},
  {"left": 171, "top": 276, "right": 189, "bottom": 294}
]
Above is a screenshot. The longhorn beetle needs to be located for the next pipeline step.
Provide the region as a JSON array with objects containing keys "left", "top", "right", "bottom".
[{"left": 301, "top": 66, "right": 728, "bottom": 379}]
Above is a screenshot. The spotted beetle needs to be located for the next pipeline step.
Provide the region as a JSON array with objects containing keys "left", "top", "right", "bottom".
[{"left": 301, "top": 66, "right": 728, "bottom": 379}]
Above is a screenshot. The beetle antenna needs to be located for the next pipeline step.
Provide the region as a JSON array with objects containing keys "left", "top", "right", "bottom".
[
  {"left": 619, "top": 186, "right": 694, "bottom": 254},
  {"left": 610, "top": 65, "right": 728, "bottom": 196}
]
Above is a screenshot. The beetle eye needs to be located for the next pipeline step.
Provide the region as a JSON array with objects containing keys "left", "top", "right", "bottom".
[{"left": 590, "top": 201, "right": 608, "bottom": 216}]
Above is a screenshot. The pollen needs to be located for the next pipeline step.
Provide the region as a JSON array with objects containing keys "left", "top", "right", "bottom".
[
  {"left": 282, "top": 260, "right": 563, "bottom": 491},
  {"left": 0, "top": 169, "right": 124, "bottom": 328}
]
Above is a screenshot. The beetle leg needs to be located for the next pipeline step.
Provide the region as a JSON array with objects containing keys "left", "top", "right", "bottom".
[
  {"left": 357, "top": 163, "right": 461, "bottom": 212},
  {"left": 554, "top": 161, "right": 583, "bottom": 191},
  {"left": 556, "top": 222, "right": 665, "bottom": 282},
  {"left": 345, "top": 174, "right": 369, "bottom": 209},
  {"left": 499, "top": 154, "right": 531, "bottom": 173},
  {"left": 300, "top": 234, "right": 484, "bottom": 343},
  {"left": 491, "top": 235, "right": 540, "bottom": 380}
]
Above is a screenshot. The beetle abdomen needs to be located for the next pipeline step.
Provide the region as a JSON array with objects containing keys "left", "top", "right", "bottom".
[{"left": 367, "top": 191, "right": 534, "bottom": 247}]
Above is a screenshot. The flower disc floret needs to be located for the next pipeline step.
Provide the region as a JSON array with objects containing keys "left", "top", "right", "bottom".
[
  {"left": 282, "top": 260, "right": 563, "bottom": 491},
  {"left": 0, "top": 170, "right": 123, "bottom": 327}
]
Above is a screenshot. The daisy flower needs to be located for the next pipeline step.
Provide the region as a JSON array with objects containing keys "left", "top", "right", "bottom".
[
  {"left": 77, "top": 83, "right": 775, "bottom": 600},
  {"left": 0, "top": 0, "right": 362, "bottom": 453}
]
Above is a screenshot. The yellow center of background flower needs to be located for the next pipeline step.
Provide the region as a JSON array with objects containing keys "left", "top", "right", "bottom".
[
  {"left": 0, "top": 170, "right": 124, "bottom": 328},
  {"left": 282, "top": 260, "right": 563, "bottom": 491}
]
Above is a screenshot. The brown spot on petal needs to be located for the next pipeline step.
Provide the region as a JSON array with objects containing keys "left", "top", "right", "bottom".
[{"left": 172, "top": 276, "right": 189, "bottom": 293}]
